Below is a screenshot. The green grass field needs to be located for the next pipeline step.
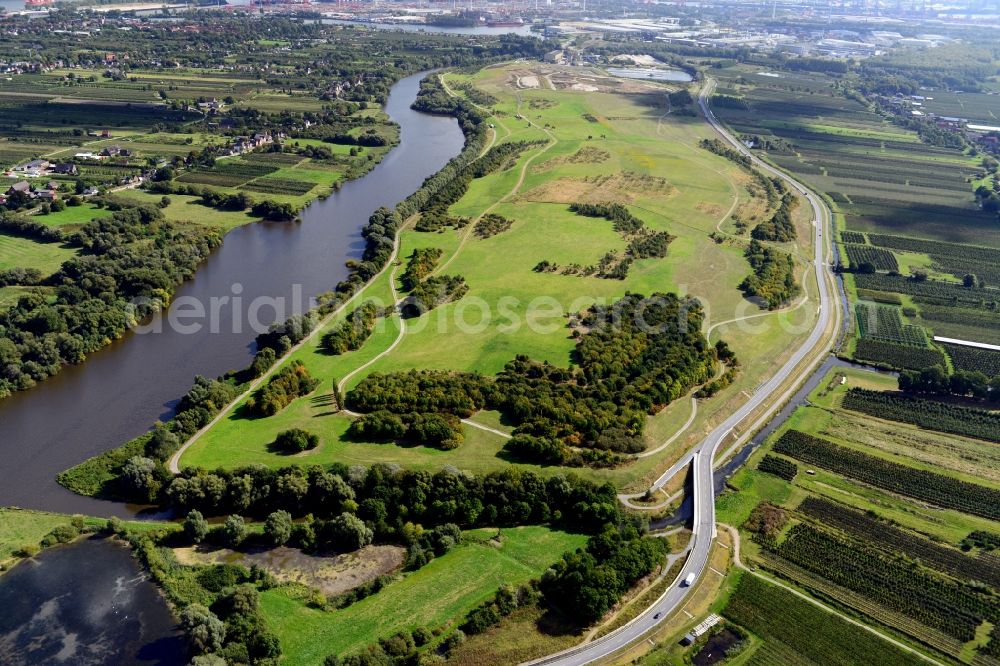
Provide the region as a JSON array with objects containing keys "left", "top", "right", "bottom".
[
  {"left": 28, "top": 203, "right": 113, "bottom": 228},
  {"left": 0, "top": 232, "right": 76, "bottom": 274},
  {"left": 260, "top": 526, "right": 587, "bottom": 664},
  {"left": 114, "top": 190, "right": 257, "bottom": 231},
  {"left": 180, "top": 64, "right": 820, "bottom": 494}
]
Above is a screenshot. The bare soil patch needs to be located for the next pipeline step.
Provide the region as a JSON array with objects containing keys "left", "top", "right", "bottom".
[
  {"left": 517, "top": 171, "right": 676, "bottom": 204},
  {"left": 174, "top": 544, "right": 405, "bottom": 596}
]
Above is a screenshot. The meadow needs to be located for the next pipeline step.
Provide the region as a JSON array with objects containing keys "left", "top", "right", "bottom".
[
  {"left": 260, "top": 526, "right": 587, "bottom": 665},
  {"left": 180, "top": 63, "right": 821, "bottom": 495}
]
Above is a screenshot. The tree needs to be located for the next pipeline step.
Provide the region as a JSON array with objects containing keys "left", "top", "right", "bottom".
[
  {"left": 160, "top": 196, "right": 172, "bottom": 208},
  {"left": 265, "top": 510, "right": 293, "bottom": 546},
  {"left": 273, "top": 428, "right": 319, "bottom": 453},
  {"left": 146, "top": 422, "right": 180, "bottom": 461},
  {"left": 180, "top": 604, "right": 226, "bottom": 654},
  {"left": 327, "top": 512, "right": 373, "bottom": 552},
  {"left": 963, "top": 273, "right": 978, "bottom": 288},
  {"left": 185, "top": 509, "right": 210, "bottom": 544},
  {"left": 223, "top": 515, "right": 248, "bottom": 548},
  {"left": 121, "top": 456, "right": 161, "bottom": 502}
]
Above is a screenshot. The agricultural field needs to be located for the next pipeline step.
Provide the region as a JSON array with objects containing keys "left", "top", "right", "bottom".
[
  {"left": 180, "top": 62, "right": 821, "bottom": 495},
  {"left": 706, "top": 63, "right": 1000, "bottom": 371},
  {"left": 719, "top": 366, "right": 1000, "bottom": 665},
  {"left": 260, "top": 527, "right": 587, "bottom": 665},
  {"left": 709, "top": 66, "right": 992, "bottom": 246}
]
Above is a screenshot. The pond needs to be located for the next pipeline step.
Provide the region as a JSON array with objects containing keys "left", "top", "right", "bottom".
[{"left": 0, "top": 537, "right": 185, "bottom": 665}]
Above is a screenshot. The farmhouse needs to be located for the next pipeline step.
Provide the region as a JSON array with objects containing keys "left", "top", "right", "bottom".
[
  {"left": 52, "top": 163, "right": 78, "bottom": 175},
  {"left": 7, "top": 181, "right": 31, "bottom": 195}
]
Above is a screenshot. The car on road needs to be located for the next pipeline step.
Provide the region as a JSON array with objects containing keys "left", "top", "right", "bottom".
[{"left": 653, "top": 612, "right": 661, "bottom": 620}]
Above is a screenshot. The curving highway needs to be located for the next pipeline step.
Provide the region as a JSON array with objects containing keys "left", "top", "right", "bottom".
[{"left": 524, "top": 77, "right": 841, "bottom": 666}]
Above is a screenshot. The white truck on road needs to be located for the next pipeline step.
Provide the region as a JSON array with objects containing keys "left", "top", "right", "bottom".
[{"left": 683, "top": 572, "right": 696, "bottom": 587}]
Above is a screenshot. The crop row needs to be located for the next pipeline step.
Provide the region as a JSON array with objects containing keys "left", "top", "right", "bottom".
[
  {"left": 867, "top": 233, "right": 1000, "bottom": 265},
  {"left": 240, "top": 177, "right": 316, "bottom": 196},
  {"left": 855, "top": 289, "right": 901, "bottom": 305},
  {"left": 798, "top": 496, "right": 1000, "bottom": 588},
  {"left": 758, "top": 551, "right": 969, "bottom": 659},
  {"left": 943, "top": 343, "right": 1000, "bottom": 377},
  {"left": 855, "top": 273, "right": 998, "bottom": 310},
  {"left": 724, "top": 574, "right": 920, "bottom": 666},
  {"left": 773, "top": 523, "right": 998, "bottom": 641},
  {"left": 844, "top": 244, "right": 898, "bottom": 272},
  {"left": 918, "top": 303, "right": 1000, "bottom": 330},
  {"left": 855, "top": 303, "right": 927, "bottom": 346},
  {"left": 853, "top": 339, "right": 945, "bottom": 371},
  {"left": 840, "top": 230, "right": 866, "bottom": 244},
  {"left": 757, "top": 454, "right": 797, "bottom": 481},
  {"left": 930, "top": 256, "right": 1000, "bottom": 288},
  {"left": 176, "top": 171, "right": 251, "bottom": 187},
  {"left": 242, "top": 152, "right": 304, "bottom": 166},
  {"left": 773, "top": 429, "right": 1000, "bottom": 519},
  {"left": 843, "top": 388, "right": 1000, "bottom": 443}
]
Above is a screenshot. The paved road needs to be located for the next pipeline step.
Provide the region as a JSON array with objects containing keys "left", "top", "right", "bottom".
[{"left": 524, "top": 77, "right": 839, "bottom": 666}]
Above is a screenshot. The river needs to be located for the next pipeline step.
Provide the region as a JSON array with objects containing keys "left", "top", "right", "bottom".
[
  {"left": 0, "top": 537, "right": 185, "bottom": 665},
  {"left": 0, "top": 71, "right": 464, "bottom": 516}
]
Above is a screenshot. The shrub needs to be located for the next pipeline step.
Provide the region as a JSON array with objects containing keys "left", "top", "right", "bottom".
[{"left": 273, "top": 428, "right": 320, "bottom": 454}]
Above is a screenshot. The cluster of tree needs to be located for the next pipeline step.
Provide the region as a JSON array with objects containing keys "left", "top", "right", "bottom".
[
  {"left": 162, "top": 463, "right": 620, "bottom": 539},
  {"left": 751, "top": 190, "right": 798, "bottom": 242},
  {"left": 200, "top": 190, "right": 253, "bottom": 211},
  {"left": 323, "top": 625, "right": 437, "bottom": 666},
  {"left": 253, "top": 313, "right": 317, "bottom": 359},
  {"left": 322, "top": 302, "right": 380, "bottom": 355},
  {"left": 668, "top": 88, "right": 694, "bottom": 108},
  {"left": 0, "top": 206, "right": 222, "bottom": 398},
  {"left": 347, "top": 410, "right": 464, "bottom": 450},
  {"left": 400, "top": 247, "right": 442, "bottom": 291},
  {"left": 324, "top": 130, "right": 389, "bottom": 148},
  {"left": 348, "top": 293, "right": 718, "bottom": 464},
  {"left": 501, "top": 434, "right": 625, "bottom": 469},
  {"left": 250, "top": 200, "right": 298, "bottom": 222},
  {"left": 898, "top": 364, "right": 1000, "bottom": 401},
  {"left": 272, "top": 428, "right": 319, "bottom": 454},
  {"left": 126, "top": 527, "right": 280, "bottom": 666},
  {"left": 0, "top": 267, "right": 43, "bottom": 287},
  {"left": 473, "top": 213, "right": 513, "bottom": 239},
  {"left": 0, "top": 214, "right": 65, "bottom": 242},
  {"left": 739, "top": 239, "right": 800, "bottom": 309},
  {"left": 412, "top": 136, "right": 539, "bottom": 229},
  {"left": 741, "top": 133, "right": 794, "bottom": 153},
  {"left": 539, "top": 523, "right": 668, "bottom": 624},
  {"left": 569, "top": 202, "right": 644, "bottom": 235},
  {"left": 245, "top": 360, "right": 320, "bottom": 417},
  {"left": 462, "top": 582, "right": 538, "bottom": 635},
  {"left": 561, "top": 203, "right": 674, "bottom": 280},
  {"left": 180, "top": 584, "right": 281, "bottom": 665},
  {"left": 414, "top": 209, "right": 469, "bottom": 232},
  {"left": 403, "top": 522, "right": 462, "bottom": 569},
  {"left": 401, "top": 275, "right": 469, "bottom": 318},
  {"left": 962, "top": 530, "right": 1000, "bottom": 552},
  {"left": 411, "top": 73, "right": 485, "bottom": 134}
]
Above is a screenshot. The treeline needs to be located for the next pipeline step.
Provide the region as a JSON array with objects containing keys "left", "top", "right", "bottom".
[
  {"left": 751, "top": 190, "right": 798, "bottom": 242},
  {"left": 0, "top": 214, "right": 65, "bottom": 243},
  {"left": 739, "top": 239, "right": 800, "bottom": 309},
  {"left": 347, "top": 293, "right": 718, "bottom": 465},
  {"left": 700, "top": 137, "right": 751, "bottom": 169},
  {"left": 162, "top": 463, "right": 621, "bottom": 540},
  {"left": 712, "top": 94, "right": 751, "bottom": 110},
  {"left": 897, "top": 364, "right": 1000, "bottom": 402},
  {"left": 0, "top": 206, "right": 222, "bottom": 398},
  {"left": 322, "top": 302, "right": 380, "bottom": 355},
  {"left": 148, "top": 179, "right": 299, "bottom": 221},
  {"left": 844, "top": 386, "right": 1000, "bottom": 441}
]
